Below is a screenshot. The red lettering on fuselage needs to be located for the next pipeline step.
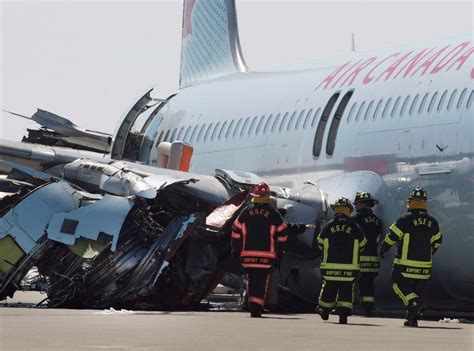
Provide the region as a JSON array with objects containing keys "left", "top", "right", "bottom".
[{"left": 314, "top": 41, "right": 472, "bottom": 90}]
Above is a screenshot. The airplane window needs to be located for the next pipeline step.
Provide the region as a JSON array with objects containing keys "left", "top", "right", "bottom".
[
  {"left": 177, "top": 127, "right": 185, "bottom": 140},
  {"left": 226, "top": 120, "right": 235, "bottom": 139},
  {"left": 373, "top": 99, "right": 383, "bottom": 120},
  {"left": 170, "top": 128, "right": 178, "bottom": 142},
  {"left": 197, "top": 124, "right": 206, "bottom": 142},
  {"left": 184, "top": 127, "right": 192, "bottom": 141},
  {"left": 437, "top": 90, "right": 448, "bottom": 112},
  {"left": 212, "top": 122, "right": 221, "bottom": 140},
  {"left": 391, "top": 97, "right": 401, "bottom": 117},
  {"left": 409, "top": 95, "right": 419, "bottom": 116},
  {"left": 311, "top": 108, "right": 321, "bottom": 128},
  {"left": 355, "top": 101, "right": 365, "bottom": 122},
  {"left": 240, "top": 118, "right": 250, "bottom": 137},
  {"left": 428, "top": 92, "right": 438, "bottom": 113},
  {"left": 256, "top": 115, "right": 266, "bottom": 135},
  {"left": 382, "top": 98, "right": 392, "bottom": 119},
  {"left": 457, "top": 89, "right": 467, "bottom": 110},
  {"left": 326, "top": 91, "right": 353, "bottom": 156},
  {"left": 271, "top": 113, "right": 281, "bottom": 132},
  {"left": 190, "top": 126, "right": 198, "bottom": 143},
  {"left": 204, "top": 123, "right": 213, "bottom": 141},
  {"left": 248, "top": 116, "right": 258, "bottom": 136},
  {"left": 447, "top": 89, "right": 458, "bottom": 111},
  {"left": 219, "top": 121, "right": 228, "bottom": 140},
  {"left": 313, "top": 92, "right": 340, "bottom": 157},
  {"left": 364, "top": 101, "right": 374, "bottom": 121},
  {"left": 346, "top": 103, "right": 357, "bottom": 123},
  {"left": 233, "top": 119, "right": 243, "bottom": 137},
  {"left": 157, "top": 131, "right": 164, "bottom": 146},
  {"left": 303, "top": 109, "right": 313, "bottom": 129},
  {"left": 400, "top": 96, "right": 411, "bottom": 117},
  {"left": 467, "top": 90, "right": 474, "bottom": 109},
  {"left": 263, "top": 114, "right": 274, "bottom": 133},
  {"left": 164, "top": 129, "right": 171, "bottom": 142},
  {"left": 279, "top": 112, "right": 289, "bottom": 132},
  {"left": 295, "top": 110, "right": 306, "bottom": 130},
  {"left": 287, "top": 111, "right": 297, "bottom": 131},
  {"left": 419, "top": 93, "right": 429, "bottom": 114}
]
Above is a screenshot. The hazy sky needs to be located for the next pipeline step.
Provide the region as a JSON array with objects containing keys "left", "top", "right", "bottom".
[{"left": 1, "top": 0, "right": 472, "bottom": 142}]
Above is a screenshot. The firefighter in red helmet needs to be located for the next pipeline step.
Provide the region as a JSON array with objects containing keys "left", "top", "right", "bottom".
[{"left": 231, "top": 182, "right": 287, "bottom": 317}]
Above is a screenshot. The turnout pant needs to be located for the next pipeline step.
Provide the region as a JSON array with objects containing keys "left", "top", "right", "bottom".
[
  {"left": 359, "top": 272, "right": 377, "bottom": 307},
  {"left": 246, "top": 268, "right": 271, "bottom": 310},
  {"left": 392, "top": 274, "right": 428, "bottom": 308},
  {"left": 319, "top": 279, "right": 355, "bottom": 316}
]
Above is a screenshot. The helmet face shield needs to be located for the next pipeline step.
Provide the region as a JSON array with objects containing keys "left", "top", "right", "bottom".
[
  {"left": 331, "top": 197, "right": 353, "bottom": 212},
  {"left": 409, "top": 187, "right": 428, "bottom": 201},
  {"left": 250, "top": 182, "right": 271, "bottom": 197},
  {"left": 354, "top": 191, "right": 379, "bottom": 206}
]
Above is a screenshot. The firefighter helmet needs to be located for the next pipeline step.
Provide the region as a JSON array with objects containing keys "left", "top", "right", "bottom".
[
  {"left": 354, "top": 191, "right": 379, "bottom": 206},
  {"left": 409, "top": 187, "right": 428, "bottom": 201},
  {"left": 250, "top": 182, "right": 271, "bottom": 197},
  {"left": 331, "top": 197, "right": 353, "bottom": 211}
]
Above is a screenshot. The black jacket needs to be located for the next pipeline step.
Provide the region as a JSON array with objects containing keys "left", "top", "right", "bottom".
[
  {"left": 316, "top": 214, "right": 367, "bottom": 282},
  {"left": 352, "top": 208, "right": 382, "bottom": 273},
  {"left": 231, "top": 203, "right": 287, "bottom": 269},
  {"left": 381, "top": 209, "right": 442, "bottom": 279}
]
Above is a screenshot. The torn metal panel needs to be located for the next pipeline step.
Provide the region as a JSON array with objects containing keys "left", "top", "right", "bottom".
[
  {"left": 47, "top": 195, "right": 135, "bottom": 251},
  {"left": 0, "top": 182, "right": 81, "bottom": 252}
]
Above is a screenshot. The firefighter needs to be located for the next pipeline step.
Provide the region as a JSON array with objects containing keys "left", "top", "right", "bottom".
[
  {"left": 316, "top": 197, "right": 367, "bottom": 324},
  {"left": 231, "top": 183, "right": 287, "bottom": 318},
  {"left": 379, "top": 187, "right": 442, "bottom": 327},
  {"left": 352, "top": 192, "right": 382, "bottom": 316}
]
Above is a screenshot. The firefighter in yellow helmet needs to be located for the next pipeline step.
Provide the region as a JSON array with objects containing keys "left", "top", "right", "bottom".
[
  {"left": 316, "top": 197, "right": 367, "bottom": 324},
  {"left": 351, "top": 192, "right": 382, "bottom": 316},
  {"left": 379, "top": 187, "right": 442, "bottom": 327}
]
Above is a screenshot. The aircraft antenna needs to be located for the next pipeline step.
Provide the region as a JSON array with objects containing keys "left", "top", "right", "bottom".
[{"left": 351, "top": 33, "right": 356, "bottom": 52}]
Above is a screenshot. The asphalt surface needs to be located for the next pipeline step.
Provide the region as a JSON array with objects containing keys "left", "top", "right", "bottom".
[{"left": 0, "top": 292, "right": 472, "bottom": 351}]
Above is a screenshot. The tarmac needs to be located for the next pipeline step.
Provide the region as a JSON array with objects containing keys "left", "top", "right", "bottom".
[{"left": 0, "top": 292, "right": 472, "bottom": 351}]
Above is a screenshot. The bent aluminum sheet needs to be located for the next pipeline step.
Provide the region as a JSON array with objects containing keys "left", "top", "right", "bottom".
[{"left": 48, "top": 195, "right": 134, "bottom": 251}]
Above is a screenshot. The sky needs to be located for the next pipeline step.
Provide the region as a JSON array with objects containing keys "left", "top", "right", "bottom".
[{"left": 1, "top": 0, "right": 472, "bottom": 142}]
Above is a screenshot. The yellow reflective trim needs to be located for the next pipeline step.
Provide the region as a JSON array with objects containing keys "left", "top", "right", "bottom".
[
  {"left": 394, "top": 258, "right": 432, "bottom": 268},
  {"left": 337, "top": 301, "right": 353, "bottom": 308},
  {"left": 323, "top": 276, "right": 355, "bottom": 282},
  {"left": 430, "top": 231, "right": 442, "bottom": 243},
  {"left": 401, "top": 272, "right": 431, "bottom": 279},
  {"left": 323, "top": 238, "right": 329, "bottom": 264},
  {"left": 317, "top": 235, "right": 324, "bottom": 243},
  {"left": 360, "top": 268, "right": 379, "bottom": 273},
  {"left": 320, "top": 263, "right": 359, "bottom": 270},
  {"left": 401, "top": 233, "right": 410, "bottom": 260},
  {"left": 353, "top": 239, "right": 359, "bottom": 265},
  {"left": 392, "top": 283, "right": 409, "bottom": 306},
  {"left": 384, "top": 236, "right": 397, "bottom": 246},
  {"left": 389, "top": 223, "right": 404, "bottom": 238},
  {"left": 361, "top": 296, "right": 375, "bottom": 303},
  {"left": 434, "top": 243, "right": 441, "bottom": 248},
  {"left": 318, "top": 300, "right": 336, "bottom": 308},
  {"left": 360, "top": 255, "right": 380, "bottom": 262},
  {"left": 405, "top": 292, "right": 418, "bottom": 302}
]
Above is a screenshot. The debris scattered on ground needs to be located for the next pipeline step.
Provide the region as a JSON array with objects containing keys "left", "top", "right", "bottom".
[{"left": 94, "top": 308, "right": 136, "bottom": 315}]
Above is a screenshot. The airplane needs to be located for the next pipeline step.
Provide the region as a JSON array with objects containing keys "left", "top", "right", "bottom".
[{"left": 0, "top": 0, "right": 472, "bottom": 315}]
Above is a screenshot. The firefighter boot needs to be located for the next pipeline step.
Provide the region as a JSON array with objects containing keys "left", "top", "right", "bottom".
[
  {"left": 362, "top": 303, "right": 373, "bottom": 317},
  {"left": 249, "top": 302, "right": 262, "bottom": 318},
  {"left": 338, "top": 308, "right": 350, "bottom": 325},
  {"left": 316, "top": 306, "right": 329, "bottom": 321},
  {"left": 404, "top": 302, "right": 419, "bottom": 327}
]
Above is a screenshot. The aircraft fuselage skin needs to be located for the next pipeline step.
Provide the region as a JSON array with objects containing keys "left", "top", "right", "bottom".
[{"left": 134, "top": 34, "right": 473, "bottom": 311}]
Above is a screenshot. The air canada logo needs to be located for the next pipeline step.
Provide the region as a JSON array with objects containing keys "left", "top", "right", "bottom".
[{"left": 315, "top": 41, "right": 473, "bottom": 90}]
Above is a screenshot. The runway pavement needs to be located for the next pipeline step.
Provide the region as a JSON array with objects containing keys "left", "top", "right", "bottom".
[{"left": 0, "top": 292, "right": 472, "bottom": 351}]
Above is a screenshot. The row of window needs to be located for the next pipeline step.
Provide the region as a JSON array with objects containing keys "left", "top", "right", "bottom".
[
  {"left": 156, "top": 107, "right": 324, "bottom": 146},
  {"left": 346, "top": 88, "right": 473, "bottom": 123}
]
